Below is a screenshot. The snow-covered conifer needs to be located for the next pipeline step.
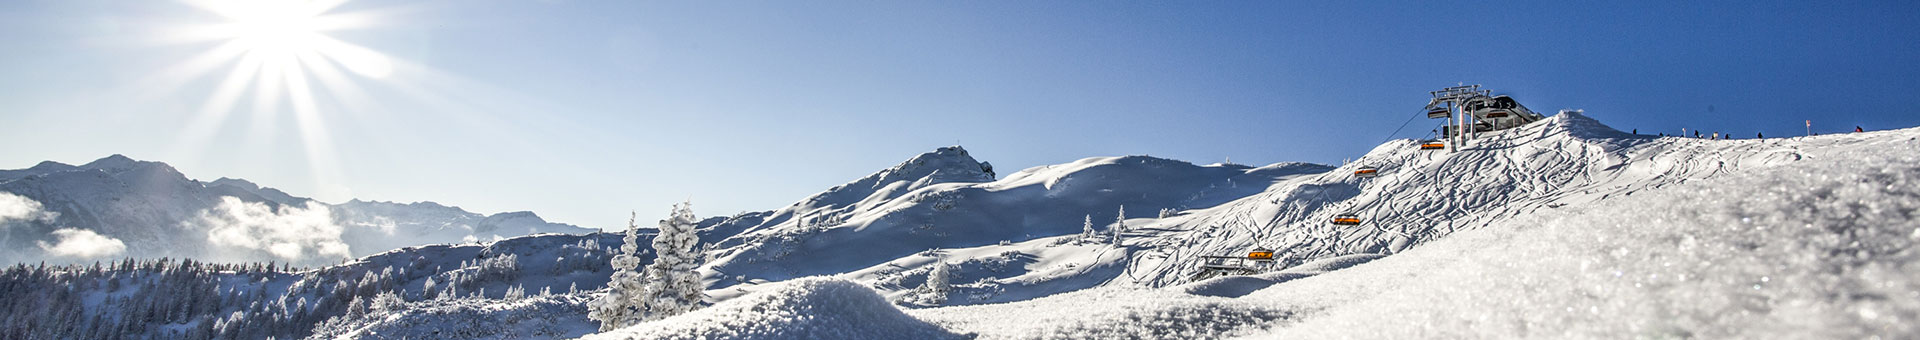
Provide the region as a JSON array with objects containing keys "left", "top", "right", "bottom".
[
  {"left": 1081, "top": 214, "right": 1096, "bottom": 243},
  {"left": 504, "top": 284, "right": 525, "bottom": 301},
  {"left": 372, "top": 291, "right": 403, "bottom": 313},
  {"left": 919, "top": 260, "right": 951, "bottom": 305},
  {"left": 588, "top": 211, "right": 652, "bottom": 331},
  {"left": 1111, "top": 205, "right": 1126, "bottom": 247},
  {"left": 639, "top": 202, "right": 706, "bottom": 320}
]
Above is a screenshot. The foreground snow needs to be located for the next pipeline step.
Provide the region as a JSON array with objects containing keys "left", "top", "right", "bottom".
[
  {"left": 584, "top": 278, "right": 967, "bottom": 340},
  {"left": 588, "top": 123, "right": 1918, "bottom": 339},
  {"left": 1244, "top": 132, "right": 1919, "bottom": 338}
]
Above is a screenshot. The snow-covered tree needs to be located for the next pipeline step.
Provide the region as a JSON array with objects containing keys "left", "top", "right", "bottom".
[
  {"left": 1081, "top": 214, "right": 1097, "bottom": 243},
  {"left": 638, "top": 202, "right": 706, "bottom": 320},
  {"left": 504, "top": 284, "right": 525, "bottom": 301},
  {"left": 588, "top": 202, "right": 708, "bottom": 332},
  {"left": 588, "top": 212, "right": 652, "bottom": 331},
  {"left": 371, "top": 291, "right": 403, "bottom": 314},
  {"left": 918, "top": 260, "right": 951, "bottom": 305},
  {"left": 1111, "top": 205, "right": 1126, "bottom": 247}
]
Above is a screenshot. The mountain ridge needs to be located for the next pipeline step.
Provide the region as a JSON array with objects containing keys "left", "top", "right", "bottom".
[{"left": 0, "top": 154, "right": 595, "bottom": 265}]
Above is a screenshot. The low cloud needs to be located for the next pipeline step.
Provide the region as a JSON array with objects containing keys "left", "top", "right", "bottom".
[
  {"left": 196, "top": 196, "right": 351, "bottom": 263},
  {"left": 37, "top": 228, "right": 127, "bottom": 259},
  {"left": 0, "top": 192, "right": 58, "bottom": 224}
]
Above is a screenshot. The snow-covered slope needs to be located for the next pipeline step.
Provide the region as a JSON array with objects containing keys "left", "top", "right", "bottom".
[
  {"left": 905, "top": 122, "right": 1920, "bottom": 339},
  {"left": 8, "top": 111, "right": 1914, "bottom": 340},
  {"left": 0, "top": 155, "right": 594, "bottom": 265},
  {"left": 1122, "top": 112, "right": 1830, "bottom": 287},
  {"left": 691, "top": 146, "right": 1329, "bottom": 302},
  {"left": 642, "top": 112, "right": 1913, "bottom": 339},
  {"left": 582, "top": 278, "right": 969, "bottom": 340}
]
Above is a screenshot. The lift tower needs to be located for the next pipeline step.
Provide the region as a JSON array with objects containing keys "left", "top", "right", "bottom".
[
  {"left": 1428, "top": 85, "right": 1486, "bottom": 151},
  {"left": 1424, "top": 84, "right": 1546, "bottom": 152}
]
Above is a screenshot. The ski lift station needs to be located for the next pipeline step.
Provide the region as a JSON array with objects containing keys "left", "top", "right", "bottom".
[
  {"left": 1194, "top": 84, "right": 1549, "bottom": 280},
  {"left": 1426, "top": 84, "right": 1546, "bottom": 151}
]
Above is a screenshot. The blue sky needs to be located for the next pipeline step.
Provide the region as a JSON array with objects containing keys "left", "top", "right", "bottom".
[{"left": 3, "top": 0, "right": 1916, "bottom": 230}]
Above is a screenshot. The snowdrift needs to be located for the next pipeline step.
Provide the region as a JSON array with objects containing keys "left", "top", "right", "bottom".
[
  {"left": 1246, "top": 131, "right": 1920, "bottom": 338},
  {"left": 585, "top": 278, "right": 968, "bottom": 340}
]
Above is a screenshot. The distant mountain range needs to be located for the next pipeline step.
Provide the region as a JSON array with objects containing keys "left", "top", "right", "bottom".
[{"left": 0, "top": 154, "right": 594, "bottom": 265}]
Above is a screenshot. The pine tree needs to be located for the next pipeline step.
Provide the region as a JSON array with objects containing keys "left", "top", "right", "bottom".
[
  {"left": 588, "top": 212, "right": 652, "bottom": 331},
  {"left": 919, "top": 260, "right": 951, "bottom": 305},
  {"left": 504, "top": 284, "right": 525, "bottom": 301},
  {"left": 1081, "top": 214, "right": 1096, "bottom": 243},
  {"left": 639, "top": 202, "right": 706, "bottom": 321},
  {"left": 1111, "top": 205, "right": 1125, "bottom": 247}
]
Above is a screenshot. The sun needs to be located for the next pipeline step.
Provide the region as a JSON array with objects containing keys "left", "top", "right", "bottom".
[
  {"left": 194, "top": 0, "right": 393, "bottom": 79},
  {"left": 224, "top": 3, "right": 328, "bottom": 61},
  {"left": 156, "top": 0, "right": 400, "bottom": 201}
]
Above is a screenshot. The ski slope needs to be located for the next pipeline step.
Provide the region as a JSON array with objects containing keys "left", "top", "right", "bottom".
[
  {"left": 901, "top": 119, "right": 1918, "bottom": 338},
  {"left": 10, "top": 112, "right": 1911, "bottom": 339},
  {"left": 1122, "top": 112, "right": 1834, "bottom": 287},
  {"left": 599, "top": 112, "right": 1919, "bottom": 339}
]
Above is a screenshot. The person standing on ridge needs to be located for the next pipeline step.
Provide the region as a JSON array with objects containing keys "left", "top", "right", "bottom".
[{"left": 1856, "top": 126, "right": 1864, "bottom": 133}]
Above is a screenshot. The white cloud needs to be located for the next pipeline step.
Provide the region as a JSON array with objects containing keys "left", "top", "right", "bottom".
[
  {"left": 196, "top": 196, "right": 351, "bottom": 262},
  {"left": 0, "top": 192, "right": 58, "bottom": 224},
  {"left": 37, "top": 228, "right": 127, "bottom": 259}
]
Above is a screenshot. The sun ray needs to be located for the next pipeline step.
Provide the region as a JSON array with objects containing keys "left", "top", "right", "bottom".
[
  {"left": 135, "top": 39, "right": 251, "bottom": 102},
  {"left": 156, "top": 0, "right": 403, "bottom": 201},
  {"left": 312, "top": 35, "right": 392, "bottom": 79},
  {"left": 282, "top": 55, "right": 346, "bottom": 194},
  {"left": 168, "top": 49, "right": 269, "bottom": 161},
  {"left": 296, "top": 48, "right": 374, "bottom": 115}
]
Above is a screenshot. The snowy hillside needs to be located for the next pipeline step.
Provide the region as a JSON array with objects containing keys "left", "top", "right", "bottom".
[
  {"left": 689, "top": 146, "right": 1330, "bottom": 302},
  {"left": 4, "top": 112, "right": 1913, "bottom": 339},
  {"left": 599, "top": 112, "right": 1917, "bottom": 338},
  {"left": 0, "top": 155, "right": 594, "bottom": 266},
  {"left": 912, "top": 122, "right": 1920, "bottom": 338}
]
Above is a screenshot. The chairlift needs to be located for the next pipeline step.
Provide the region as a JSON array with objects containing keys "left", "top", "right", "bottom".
[
  {"left": 1484, "top": 110, "right": 1510, "bottom": 118},
  {"left": 1353, "top": 166, "right": 1380, "bottom": 178},
  {"left": 1247, "top": 247, "right": 1274, "bottom": 260},
  {"left": 1331, "top": 213, "right": 1362, "bottom": 226},
  {"left": 1419, "top": 141, "right": 1446, "bottom": 150},
  {"left": 1426, "top": 107, "right": 1450, "bottom": 118}
]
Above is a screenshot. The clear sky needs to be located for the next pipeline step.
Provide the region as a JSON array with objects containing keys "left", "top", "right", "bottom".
[{"left": 3, "top": 0, "right": 1917, "bottom": 231}]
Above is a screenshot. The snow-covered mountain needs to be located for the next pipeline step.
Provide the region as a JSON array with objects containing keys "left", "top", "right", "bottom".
[
  {"left": 4, "top": 112, "right": 1914, "bottom": 339},
  {"left": 0, "top": 155, "right": 594, "bottom": 266}
]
